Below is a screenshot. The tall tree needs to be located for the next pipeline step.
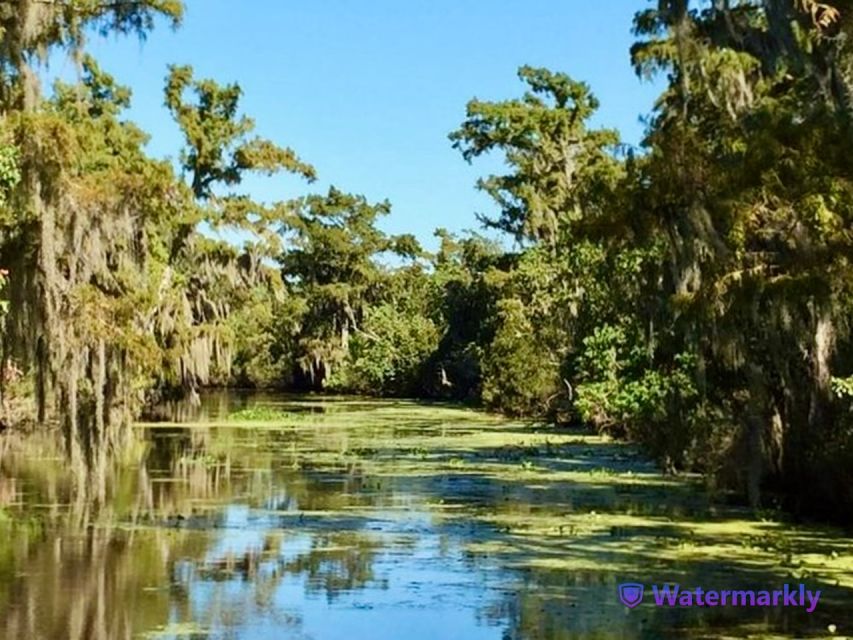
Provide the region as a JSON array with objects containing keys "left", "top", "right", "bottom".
[
  {"left": 450, "top": 66, "right": 622, "bottom": 245},
  {"left": 631, "top": 0, "right": 853, "bottom": 509},
  {"left": 281, "top": 187, "right": 420, "bottom": 387},
  {"left": 157, "top": 65, "right": 316, "bottom": 400},
  {"left": 0, "top": 1, "right": 183, "bottom": 497}
]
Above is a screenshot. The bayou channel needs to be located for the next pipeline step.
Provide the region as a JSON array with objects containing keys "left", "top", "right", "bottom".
[{"left": 0, "top": 393, "right": 850, "bottom": 639}]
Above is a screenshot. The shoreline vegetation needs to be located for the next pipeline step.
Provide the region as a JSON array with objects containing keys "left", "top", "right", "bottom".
[{"left": 1, "top": 0, "right": 853, "bottom": 532}]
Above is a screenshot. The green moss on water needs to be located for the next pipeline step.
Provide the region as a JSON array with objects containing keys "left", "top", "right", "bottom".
[
  {"left": 143, "top": 622, "right": 210, "bottom": 638},
  {"left": 226, "top": 406, "right": 306, "bottom": 422},
  {"left": 2, "top": 394, "right": 851, "bottom": 639}
]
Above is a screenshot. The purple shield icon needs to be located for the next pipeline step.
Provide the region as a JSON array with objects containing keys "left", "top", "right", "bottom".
[{"left": 618, "top": 582, "right": 644, "bottom": 608}]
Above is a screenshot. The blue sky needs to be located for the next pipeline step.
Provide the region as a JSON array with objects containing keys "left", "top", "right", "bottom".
[{"left": 59, "top": 0, "right": 661, "bottom": 250}]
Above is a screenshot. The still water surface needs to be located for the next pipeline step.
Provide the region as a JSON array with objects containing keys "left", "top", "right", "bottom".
[{"left": 0, "top": 393, "right": 850, "bottom": 639}]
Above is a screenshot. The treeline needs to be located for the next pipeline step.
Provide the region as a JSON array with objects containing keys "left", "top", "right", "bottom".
[{"left": 2, "top": 0, "right": 853, "bottom": 520}]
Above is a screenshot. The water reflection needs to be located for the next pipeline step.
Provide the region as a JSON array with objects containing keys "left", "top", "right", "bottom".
[{"left": 0, "top": 392, "right": 850, "bottom": 639}]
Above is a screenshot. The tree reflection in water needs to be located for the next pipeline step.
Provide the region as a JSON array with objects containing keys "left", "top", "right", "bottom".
[
  {"left": 0, "top": 394, "right": 851, "bottom": 640},
  {"left": 0, "top": 400, "right": 451, "bottom": 639}
]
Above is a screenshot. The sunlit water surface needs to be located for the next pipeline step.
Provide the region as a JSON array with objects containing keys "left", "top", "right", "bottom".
[{"left": 0, "top": 392, "right": 850, "bottom": 639}]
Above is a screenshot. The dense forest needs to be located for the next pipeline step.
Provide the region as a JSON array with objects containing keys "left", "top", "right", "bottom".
[{"left": 1, "top": 0, "right": 853, "bottom": 523}]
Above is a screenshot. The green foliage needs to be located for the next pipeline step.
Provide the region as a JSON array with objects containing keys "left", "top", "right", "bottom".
[
  {"left": 165, "top": 65, "right": 315, "bottom": 201},
  {"left": 329, "top": 303, "right": 439, "bottom": 396},
  {"left": 831, "top": 376, "right": 853, "bottom": 399},
  {"left": 0, "top": 143, "right": 20, "bottom": 211},
  {"left": 481, "top": 298, "right": 559, "bottom": 416},
  {"left": 229, "top": 288, "right": 295, "bottom": 387},
  {"left": 425, "top": 230, "right": 505, "bottom": 400},
  {"left": 576, "top": 325, "right": 627, "bottom": 384},
  {"left": 450, "top": 66, "right": 621, "bottom": 244},
  {"left": 620, "top": 0, "right": 853, "bottom": 511},
  {"left": 281, "top": 188, "right": 423, "bottom": 388}
]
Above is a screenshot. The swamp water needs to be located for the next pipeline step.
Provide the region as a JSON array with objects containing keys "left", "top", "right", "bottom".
[{"left": 0, "top": 392, "right": 850, "bottom": 639}]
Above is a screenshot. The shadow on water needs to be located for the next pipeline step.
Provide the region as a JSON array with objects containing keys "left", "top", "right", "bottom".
[{"left": 0, "top": 390, "right": 851, "bottom": 639}]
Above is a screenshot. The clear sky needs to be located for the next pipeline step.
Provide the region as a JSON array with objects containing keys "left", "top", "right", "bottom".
[{"left": 62, "top": 0, "right": 661, "bottom": 250}]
